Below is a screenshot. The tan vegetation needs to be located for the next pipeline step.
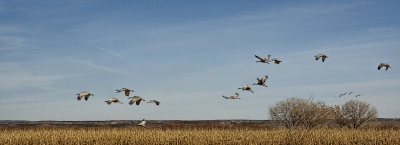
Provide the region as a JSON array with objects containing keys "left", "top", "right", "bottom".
[
  {"left": 334, "top": 100, "right": 378, "bottom": 128},
  {"left": 0, "top": 126, "right": 399, "bottom": 144},
  {"left": 269, "top": 97, "right": 378, "bottom": 129},
  {"left": 269, "top": 97, "right": 334, "bottom": 129}
]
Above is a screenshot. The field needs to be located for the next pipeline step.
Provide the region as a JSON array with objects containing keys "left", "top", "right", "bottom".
[{"left": 1, "top": 125, "right": 400, "bottom": 144}]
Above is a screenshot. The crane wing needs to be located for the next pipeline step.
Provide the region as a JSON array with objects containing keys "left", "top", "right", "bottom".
[
  {"left": 378, "top": 64, "right": 382, "bottom": 70},
  {"left": 261, "top": 75, "right": 268, "bottom": 82},
  {"left": 84, "top": 95, "right": 89, "bottom": 101},
  {"left": 315, "top": 55, "right": 320, "bottom": 60},
  {"left": 255, "top": 55, "right": 264, "bottom": 61},
  {"left": 322, "top": 56, "right": 326, "bottom": 62},
  {"left": 124, "top": 90, "right": 130, "bottom": 96},
  {"left": 136, "top": 99, "right": 142, "bottom": 105}
]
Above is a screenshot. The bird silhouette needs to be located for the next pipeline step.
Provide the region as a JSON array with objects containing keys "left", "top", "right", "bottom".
[
  {"left": 116, "top": 88, "right": 134, "bottom": 96},
  {"left": 378, "top": 63, "right": 391, "bottom": 71},
  {"left": 136, "top": 119, "right": 146, "bottom": 127},
  {"left": 270, "top": 58, "right": 282, "bottom": 64},
  {"left": 128, "top": 96, "right": 145, "bottom": 105},
  {"left": 255, "top": 55, "right": 272, "bottom": 63},
  {"left": 76, "top": 91, "right": 94, "bottom": 101},
  {"left": 253, "top": 75, "right": 268, "bottom": 87},
  {"left": 147, "top": 100, "right": 160, "bottom": 105},
  {"left": 105, "top": 97, "right": 123, "bottom": 105},
  {"left": 315, "top": 54, "right": 328, "bottom": 62},
  {"left": 222, "top": 93, "right": 240, "bottom": 99},
  {"left": 238, "top": 85, "right": 254, "bottom": 94}
]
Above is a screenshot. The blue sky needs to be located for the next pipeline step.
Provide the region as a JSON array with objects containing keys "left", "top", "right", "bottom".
[{"left": 0, "top": 0, "right": 399, "bottom": 120}]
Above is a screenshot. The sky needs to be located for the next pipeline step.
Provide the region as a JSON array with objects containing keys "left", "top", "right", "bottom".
[{"left": 0, "top": 0, "right": 399, "bottom": 121}]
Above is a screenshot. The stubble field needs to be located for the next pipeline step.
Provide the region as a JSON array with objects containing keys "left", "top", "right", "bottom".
[{"left": 1, "top": 125, "right": 399, "bottom": 144}]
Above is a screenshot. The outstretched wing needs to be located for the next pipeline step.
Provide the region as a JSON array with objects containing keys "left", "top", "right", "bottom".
[
  {"left": 271, "top": 58, "right": 281, "bottom": 64},
  {"left": 136, "top": 99, "right": 142, "bottom": 105},
  {"left": 315, "top": 55, "right": 320, "bottom": 60},
  {"left": 261, "top": 75, "right": 268, "bottom": 82},
  {"left": 84, "top": 95, "right": 89, "bottom": 101},
  {"left": 129, "top": 100, "right": 135, "bottom": 105},
  {"left": 255, "top": 55, "right": 264, "bottom": 61},
  {"left": 321, "top": 56, "right": 326, "bottom": 62},
  {"left": 124, "top": 90, "right": 130, "bottom": 96}
]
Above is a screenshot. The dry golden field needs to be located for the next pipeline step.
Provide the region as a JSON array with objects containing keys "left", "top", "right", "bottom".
[{"left": 1, "top": 126, "right": 399, "bottom": 144}]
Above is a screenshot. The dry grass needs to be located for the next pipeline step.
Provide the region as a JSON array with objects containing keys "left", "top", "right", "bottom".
[{"left": 1, "top": 126, "right": 399, "bottom": 144}]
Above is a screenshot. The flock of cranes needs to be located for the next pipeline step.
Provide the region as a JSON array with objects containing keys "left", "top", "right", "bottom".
[
  {"left": 76, "top": 88, "right": 160, "bottom": 106},
  {"left": 75, "top": 52, "right": 391, "bottom": 125},
  {"left": 222, "top": 53, "right": 391, "bottom": 100},
  {"left": 75, "top": 88, "right": 153, "bottom": 126},
  {"left": 222, "top": 54, "right": 279, "bottom": 99},
  {"left": 335, "top": 91, "right": 363, "bottom": 98}
]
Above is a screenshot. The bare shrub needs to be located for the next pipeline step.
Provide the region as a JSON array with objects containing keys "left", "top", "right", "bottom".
[
  {"left": 269, "top": 97, "right": 334, "bottom": 129},
  {"left": 334, "top": 100, "right": 377, "bottom": 129},
  {"left": 302, "top": 101, "right": 334, "bottom": 129}
]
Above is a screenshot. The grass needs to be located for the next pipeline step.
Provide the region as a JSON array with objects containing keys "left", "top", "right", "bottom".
[{"left": 1, "top": 126, "right": 399, "bottom": 144}]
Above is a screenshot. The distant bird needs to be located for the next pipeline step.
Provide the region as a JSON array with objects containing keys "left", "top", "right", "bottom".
[
  {"left": 270, "top": 58, "right": 282, "bottom": 64},
  {"left": 147, "top": 100, "right": 160, "bottom": 105},
  {"left": 76, "top": 91, "right": 94, "bottom": 101},
  {"left": 116, "top": 88, "right": 134, "bottom": 96},
  {"left": 348, "top": 92, "right": 353, "bottom": 95},
  {"left": 222, "top": 93, "right": 240, "bottom": 99},
  {"left": 253, "top": 75, "right": 268, "bottom": 87},
  {"left": 377, "top": 63, "right": 391, "bottom": 71},
  {"left": 238, "top": 85, "right": 254, "bottom": 94},
  {"left": 105, "top": 97, "right": 123, "bottom": 105},
  {"left": 128, "top": 96, "right": 145, "bottom": 105},
  {"left": 255, "top": 55, "right": 271, "bottom": 63},
  {"left": 338, "top": 92, "right": 347, "bottom": 98},
  {"left": 314, "top": 54, "right": 328, "bottom": 62},
  {"left": 137, "top": 119, "right": 146, "bottom": 127},
  {"left": 355, "top": 94, "right": 362, "bottom": 97}
]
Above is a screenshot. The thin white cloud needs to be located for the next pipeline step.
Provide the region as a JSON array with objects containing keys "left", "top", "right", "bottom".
[
  {"left": 97, "top": 47, "right": 126, "bottom": 60},
  {"left": 70, "top": 2, "right": 359, "bottom": 53},
  {"left": 0, "top": 72, "right": 71, "bottom": 91},
  {"left": 65, "top": 59, "right": 131, "bottom": 76},
  {"left": 0, "top": 62, "right": 73, "bottom": 91},
  {"left": 80, "top": 41, "right": 127, "bottom": 60}
]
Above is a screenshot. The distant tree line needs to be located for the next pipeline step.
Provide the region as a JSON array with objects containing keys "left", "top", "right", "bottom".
[{"left": 269, "top": 97, "right": 377, "bottom": 129}]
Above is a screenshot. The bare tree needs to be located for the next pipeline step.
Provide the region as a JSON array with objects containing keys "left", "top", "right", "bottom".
[
  {"left": 269, "top": 97, "right": 333, "bottom": 129},
  {"left": 333, "top": 105, "right": 346, "bottom": 127},
  {"left": 302, "top": 101, "right": 334, "bottom": 129},
  {"left": 269, "top": 97, "right": 307, "bottom": 128},
  {"left": 334, "top": 100, "right": 377, "bottom": 129}
]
